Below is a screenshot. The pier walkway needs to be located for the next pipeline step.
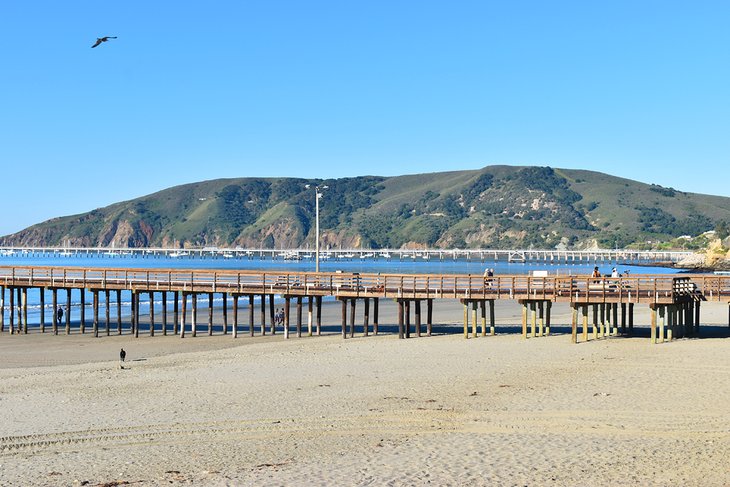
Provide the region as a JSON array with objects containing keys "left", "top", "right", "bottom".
[{"left": 1, "top": 266, "right": 728, "bottom": 344}]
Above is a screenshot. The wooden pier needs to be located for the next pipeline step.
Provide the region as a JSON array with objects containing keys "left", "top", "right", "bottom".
[{"left": 0, "top": 266, "right": 728, "bottom": 344}]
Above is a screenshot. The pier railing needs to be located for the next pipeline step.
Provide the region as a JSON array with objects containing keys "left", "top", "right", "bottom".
[{"left": 1, "top": 266, "right": 727, "bottom": 304}]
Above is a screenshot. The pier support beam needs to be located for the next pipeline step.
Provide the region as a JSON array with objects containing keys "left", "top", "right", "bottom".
[
  {"left": 316, "top": 296, "right": 323, "bottom": 336},
  {"left": 0, "top": 286, "right": 4, "bottom": 333},
  {"left": 399, "top": 300, "right": 406, "bottom": 339},
  {"left": 373, "top": 297, "right": 379, "bottom": 336},
  {"left": 260, "top": 294, "right": 266, "bottom": 336},
  {"left": 65, "top": 288, "right": 71, "bottom": 335},
  {"left": 117, "top": 290, "right": 123, "bottom": 335},
  {"left": 427, "top": 298, "right": 433, "bottom": 336},
  {"left": 232, "top": 294, "right": 239, "bottom": 338},
  {"left": 39, "top": 288, "right": 45, "bottom": 333},
  {"left": 149, "top": 292, "right": 155, "bottom": 337},
  {"left": 350, "top": 298, "right": 356, "bottom": 338},
  {"left": 9, "top": 288, "right": 15, "bottom": 334},
  {"left": 284, "top": 296, "right": 290, "bottom": 339},
  {"left": 363, "top": 298, "right": 370, "bottom": 336},
  {"left": 191, "top": 293, "right": 197, "bottom": 337},
  {"left": 161, "top": 291, "right": 167, "bottom": 336},
  {"left": 269, "top": 295, "right": 275, "bottom": 335},
  {"left": 308, "top": 296, "right": 314, "bottom": 337},
  {"left": 222, "top": 293, "right": 228, "bottom": 335},
  {"left": 52, "top": 288, "right": 57, "bottom": 335},
  {"left": 105, "top": 290, "right": 111, "bottom": 336},
  {"left": 80, "top": 289, "right": 86, "bottom": 334},
  {"left": 248, "top": 295, "right": 255, "bottom": 336},
  {"left": 341, "top": 298, "right": 348, "bottom": 338},
  {"left": 93, "top": 290, "right": 99, "bottom": 337},
  {"left": 207, "top": 292, "right": 213, "bottom": 336},
  {"left": 296, "top": 296, "right": 303, "bottom": 338},
  {"left": 180, "top": 293, "right": 187, "bottom": 338}
]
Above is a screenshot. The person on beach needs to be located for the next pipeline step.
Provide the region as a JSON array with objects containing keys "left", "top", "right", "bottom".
[
  {"left": 120, "top": 348, "right": 126, "bottom": 362},
  {"left": 56, "top": 306, "right": 64, "bottom": 325}
]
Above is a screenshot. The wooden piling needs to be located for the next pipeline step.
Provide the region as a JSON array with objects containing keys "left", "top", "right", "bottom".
[
  {"left": 341, "top": 298, "right": 348, "bottom": 338},
  {"left": 161, "top": 291, "right": 167, "bottom": 336},
  {"left": 363, "top": 298, "right": 370, "bottom": 337},
  {"left": 80, "top": 288, "right": 86, "bottom": 334},
  {"left": 9, "top": 287, "right": 15, "bottom": 334},
  {"left": 571, "top": 304, "right": 578, "bottom": 343},
  {"left": 612, "top": 303, "right": 618, "bottom": 336},
  {"left": 582, "top": 304, "right": 588, "bottom": 342},
  {"left": 191, "top": 293, "right": 197, "bottom": 337},
  {"left": 232, "top": 294, "right": 239, "bottom": 338},
  {"left": 149, "top": 291, "right": 155, "bottom": 337},
  {"left": 284, "top": 296, "right": 291, "bottom": 339},
  {"left": 658, "top": 306, "right": 665, "bottom": 343},
  {"left": 173, "top": 291, "right": 179, "bottom": 335},
  {"left": 592, "top": 304, "right": 598, "bottom": 339},
  {"left": 249, "top": 294, "right": 255, "bottom": 336},
  {"left": 132, "top": 291, "right": 139, "bottom": 338},
  {"left": 489, "top": 300, "right": 495, "bottom": 335},
  {"left": 628, "top": 303, "right": 634, "bottom": 333},
  {"left": 521, "top": 301, "right": 527, "bottom": 339},
  {"left": 105, "top": 290, "right": 111, "bottom": 336},
  {"left": 316, "top": 296, "right": 323, "bottom": 336},
  {"left": 695, "top": 301, "right": 700, "bottom": 335},
  {"left": 546, "top": 301, "right": 552, "bottom": 336},
  {"left": 667, "top": 305, "right": 674, "bottom": 341},
  {"left": 463, "top": 301, "right": 469, "bottom": 339},
  {"left": 415, "top": 300, "right": 422, "bottom": 338},
  {"left": 117, "top": 290, "right": 122, "bottom": 335},
  {"left": 52, "top": 288, "right": 57, "bottom": 335},
  {"left": 600, "top": 303, "right": 606, "bottom": 338},
  {"left": 427, "top": 298, "right": 433, "bottom": 337},
  {"left": 65, "top": 288, "right": 71, "bottom": 335},
  {"left": 15, "top": 288, "right": 21, "bottom": 334},
  {"left": 93, "top": 290, "right": 99, "bottom": 337},
  {"left": 260, "top": 294, "right": 266, "bottom": 336},
  {"left": 269, "top": 294, "right": 275, "bottom": 335},
  {"left": 308, "top": 296, "right": 314, "bottom": 337},
  {"left": 530, "top": 301, "right": 537, "bottom": 338},
  {"left": 469, "top": 301, "right": 476, "bottom": 338},
  {"left": 620, "top": 303, "right": 627, "bottom": 334},
  {"left": 296, "top": 296, "right": 302, "bottom": 338},
  {"left": 180, "top": 293, "right": 187, "bottom": 338},
  {"left": 207, "top": 292, "right": 213, "bottom": 336},
  {"left": 650, "top": 306, "right": 657, "bottom": 344},
  {"left": 399, "top": 299, "right": 406, "bottom": 339},
  {"left": 22, "top": 288, "right": 28, "bottom": 334},
  {"left": 538, "top": 301, "right": 544, "bottom": 337},
  {"left": 222, "top": 293, "right": 228, "bottom": 335},
  {"left": 373, "top": 297, "right": 379, "bottom": 336},
  {"left": 349, "top": 298, "right": 356, "bottom": 338},
  {"left": 0, "top": 286, "right": 4, "bottom": 333},
  {"left": 405, "top": 300, "right": 411, "bottom": 339},
  {"left": 39, "top": 288, "right": 45, "bottom": 333}
]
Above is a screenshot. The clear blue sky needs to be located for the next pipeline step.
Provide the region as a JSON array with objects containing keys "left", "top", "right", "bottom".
[{"left": 1, "top": 1, "right": 728, "bottom": 235}]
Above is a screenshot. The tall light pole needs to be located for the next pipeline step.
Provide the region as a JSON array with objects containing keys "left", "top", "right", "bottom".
[{"left": 306, "top": 184, "right": 328, "bottom": 272}]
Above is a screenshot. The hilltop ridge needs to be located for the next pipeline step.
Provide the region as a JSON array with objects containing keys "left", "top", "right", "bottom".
[{"left": 2, "top": 166, "right": 729, "bottom": 251}]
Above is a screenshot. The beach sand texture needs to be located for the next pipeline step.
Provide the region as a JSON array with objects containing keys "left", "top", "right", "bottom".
[{"left": 1, "top": 300, "right": 729, "bottom": 486}]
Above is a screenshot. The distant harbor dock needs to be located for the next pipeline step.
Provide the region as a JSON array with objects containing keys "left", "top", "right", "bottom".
[
  {"left": 0, "top": 246, "right": 694, "bottom": 264},
  {"left": 1, "top": 265, "right": 727, "bottom": 345}
]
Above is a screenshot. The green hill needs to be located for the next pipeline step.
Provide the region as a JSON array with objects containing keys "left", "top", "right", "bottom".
[{"left": 2, "top": 166, "right": 729, "bottom": 250}]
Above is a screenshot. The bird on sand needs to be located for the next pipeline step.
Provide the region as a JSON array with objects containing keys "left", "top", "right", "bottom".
[{"left": 91, "top": 36, "right": 117, "bottom": 48}]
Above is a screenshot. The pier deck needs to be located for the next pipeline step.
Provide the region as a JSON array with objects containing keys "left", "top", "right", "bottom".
[{"left": 1, "top": 266, "right": 728, "bottom": 343}]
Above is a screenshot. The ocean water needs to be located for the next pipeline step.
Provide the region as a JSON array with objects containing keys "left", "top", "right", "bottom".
[{"left": 0, "top": 253, "right": 680, "bottom": 329}]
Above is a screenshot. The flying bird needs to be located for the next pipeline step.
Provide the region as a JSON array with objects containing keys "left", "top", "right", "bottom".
[{"left": 91, "top": 36, "right": 117, "bottom": 48}]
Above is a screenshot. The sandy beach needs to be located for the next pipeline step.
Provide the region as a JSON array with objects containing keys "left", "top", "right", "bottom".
[{"left": 1, "top": 299, "right": 729, "bottom": 486}]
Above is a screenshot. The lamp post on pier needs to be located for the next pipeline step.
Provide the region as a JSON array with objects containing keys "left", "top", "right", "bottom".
[{"left": 305, "top": 184, "right": 328, "bottom": 272}]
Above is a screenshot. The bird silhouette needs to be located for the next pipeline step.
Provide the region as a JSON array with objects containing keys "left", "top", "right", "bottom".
[{"left": 91, "top": 36, "right": 117, "bottom": 48}]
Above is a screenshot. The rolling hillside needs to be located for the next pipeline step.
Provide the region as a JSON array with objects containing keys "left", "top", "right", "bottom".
[{"left": 2, "top": 166, "right": 729, "bottom": 250}]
